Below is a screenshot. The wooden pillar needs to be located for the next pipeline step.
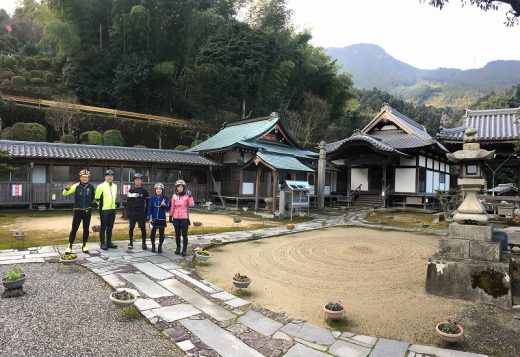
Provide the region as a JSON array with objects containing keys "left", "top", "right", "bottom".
[
  {"left": 382, "top": 163, "right": 387, "bottom": 207},
  {"left": 28, "top": 162, "right": 33, "bottom": 209},
  {"left": 346, "top": 166, "right": 351, "bottom": 196},
  {"left": 255, "top": 166, "right": 261, "bottom": 211},
  {"left": 317, "top": 141, "right": 326, "bottom": 209},
  {"left": 238, "top": 167, "right": 243, "bottom": 196},
  {"left": 49, "top": 163, "right": 54, "bottom": 209},
  {"left": 119, "top": 164, "right": 124, "bottom": 209},
  {"left": 271, "top": 170, "right": 278, "bottom": 213}
]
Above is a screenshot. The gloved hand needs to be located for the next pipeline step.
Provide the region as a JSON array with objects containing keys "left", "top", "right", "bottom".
[
  {"left": 146, "top": 216, "right": 150, "bottom": 221},
  {"left": 187, "top": 190, "right": 192, "bottom": 197},
  {"left": 169, "top": 216, "right": 173, "bottom": 223}
]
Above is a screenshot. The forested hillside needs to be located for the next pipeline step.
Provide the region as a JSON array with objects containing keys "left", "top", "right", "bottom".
[{"left": 0, "top": 1, "right": 518, "bottom": 149}]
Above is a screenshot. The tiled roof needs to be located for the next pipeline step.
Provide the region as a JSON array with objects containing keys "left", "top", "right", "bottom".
[
  {"left": 487, "top": 183, "right": 518, "bottom": 194},
  {"left": 368, "top": 130, "right": 434, "bottom": 149},
  {"left": 256, "top": 152, "right": 314, "bottom": 172},
  {"left": 383, "top": 105, "right": 431, "bottom": 140},
  {"left": 326, "top": 132, "right": 407, "bottom": 155},
  {"left": 439, "top": 108, "right": 519, "bottom": 141},
  {"left": 0, "top": 140, "right": 221, "bottom": 166},
  {"left": 243, "top": 141, "right": 317, "bottom": 159},
  {"left": 189, "top": 116, "right": 279, "bottom": 152}
]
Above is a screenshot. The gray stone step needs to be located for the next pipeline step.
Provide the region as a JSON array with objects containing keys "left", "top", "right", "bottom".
[
  {"left": 238, "top": 310, "right": 283, "bottom": 336},
  {"left": 152, "top": 304, "right": 201, "bottom": 322},
  {"left": 119, "top": 273, "right": 173, "bottom": 298},
  {"left": 284, "top": 343, "right": 329, "bottom": 357},
  {"left": 133, "top": 262, "right": 174, "bottom": 280},
  {"left": 180, "top": 318, "right": 264, "bottom": 357},
  {"left": 280, "top": 322, "right": 336, "bottom": 346},
  {"left": 159, "top": 278, "right": 235, "bottom": 322},
  {"left": 329, "top": 339, "right": 371, "bottom": 357},
  {"left": 369, "top": 338, "right": 408, "bottom": 357}
]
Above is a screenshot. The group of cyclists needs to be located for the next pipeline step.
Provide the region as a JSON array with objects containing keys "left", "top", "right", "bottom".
[{"left": 63, "top": 169, "right": 194, "bottom": 256}]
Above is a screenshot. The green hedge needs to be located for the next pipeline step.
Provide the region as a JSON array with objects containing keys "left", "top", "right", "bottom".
[
  {"left": 79, "top": 130, "right": 102, "bottom": 145},
  {"left": 36, "top": 58, "right": 51, "bottom": 70},
  {"left": 2, "top": 122, "right": 47, "bottom": 141},
  {"left": 43, "top": 72, "right": 54, "bottom": 83},
  {"left": 30, "top": 77, "right": 45, "bottom": 85},
  {"left": 2, "top": 56, "right": 16, "bottom": 69},
  {"left": 11, "top": 76, "right": 26, "bottom": 89},
  {"left": 175, "top": 145, "right": 190, "bottom": 151},
  {"left": 24, "top": 57, "right": 36, "bottom": 69},
  {"left": 102, "top": 129, "right": 124, "bottom": 146},
  {"left": 29, "top": 70, "right": 43, "bottom": 79},
  {"left": 60, "top": 134, "right": 76, "bottom": 143}
]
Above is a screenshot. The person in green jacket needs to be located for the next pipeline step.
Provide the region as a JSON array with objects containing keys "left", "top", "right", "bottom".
[
  {"left": 62, "top": 169, "right": 95, "bottom": 254},
  {"left": 95, "top": 169, "right": 118, "bottom": 250}
]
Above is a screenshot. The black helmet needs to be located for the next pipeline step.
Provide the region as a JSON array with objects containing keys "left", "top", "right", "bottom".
[
  {"left": 133, "top": 172, "right": 143, "bottom": 180},
  {"left": 105, "top": 169, "right": 114, "bottom": 176}
]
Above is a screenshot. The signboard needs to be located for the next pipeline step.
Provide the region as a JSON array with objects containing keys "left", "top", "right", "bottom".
[
  {"left": 12, "top": 184, "right": 23, "bottom": 197},
  {"left": 123, "top": 184, "right": 131, "bottom": 195}
]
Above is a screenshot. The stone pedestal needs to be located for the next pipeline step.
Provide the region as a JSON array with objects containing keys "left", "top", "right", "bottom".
[{"left": 425, "top": 222, "right": 512, "bottom": 309}]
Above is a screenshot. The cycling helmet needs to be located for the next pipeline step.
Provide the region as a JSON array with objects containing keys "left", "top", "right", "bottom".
[
  {"left": 154, "top": 182, "right": 165, "bottom": 189},
  {"left": 133, "top": 172, "right": 144, "bottom": 179},
  {"left": 105, "top": 169, "right": 114, "bottom": 176},
  {"left": 79, "top": 169, "right": 90, "bottom": 177},
  {"left": 175, "top": 179, "right": 186, "bottom": 187}
]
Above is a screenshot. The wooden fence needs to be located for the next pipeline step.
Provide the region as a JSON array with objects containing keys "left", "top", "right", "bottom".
[{"left": 3, "top": 94, "right": 203, "bottom": 128}]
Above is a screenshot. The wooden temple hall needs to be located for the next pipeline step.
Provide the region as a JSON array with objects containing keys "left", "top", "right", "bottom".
[
  {"left": 0, "top": 140, "right": 220, "bottom": 208},
  {"left": 324, "top": 104, "right": 451, "bottom": 208},
  {"left": 189, "top": 113, "right": 340, "bottom": 211}
]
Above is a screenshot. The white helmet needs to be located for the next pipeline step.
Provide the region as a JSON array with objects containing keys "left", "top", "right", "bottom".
[
  {"left": 154, "top": 182, "right": 164, "bottom": 189},
  {"left": 175, "top": 179, "right": 186, "bottom": 187}
]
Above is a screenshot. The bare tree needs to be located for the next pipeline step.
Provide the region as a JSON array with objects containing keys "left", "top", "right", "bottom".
[
  {"left": 45, "top": 94, "right": 80, "bottom": 136},
  {"left": 286, "top": 93, "right": 331, "bottom": 147}
]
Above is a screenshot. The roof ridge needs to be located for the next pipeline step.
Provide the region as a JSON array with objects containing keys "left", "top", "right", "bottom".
[
  {"left": 466, "top": 107, "right": 520, "bottom": 115},
  {"left": 224, "top": 115, "right": 275, "bottom": 128}
]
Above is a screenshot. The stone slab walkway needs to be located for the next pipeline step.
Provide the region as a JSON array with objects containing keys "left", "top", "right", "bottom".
[{"left": 0, "top": 214, "right": 488, "bottom": 357}]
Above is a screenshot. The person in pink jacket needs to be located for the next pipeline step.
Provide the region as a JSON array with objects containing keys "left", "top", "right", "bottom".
[{"left": 169, "top": 179, "right": 195, "bottom": 256}]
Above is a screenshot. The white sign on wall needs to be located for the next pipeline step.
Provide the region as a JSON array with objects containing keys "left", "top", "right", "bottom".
[
  {"left": 12, "top": 184, "right": 23, "bottom": 197},
  {"left": 123, "top": 184, "right": 131, "bottom": 195}
]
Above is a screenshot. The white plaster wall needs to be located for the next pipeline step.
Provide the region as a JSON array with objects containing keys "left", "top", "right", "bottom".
[
  {"left": 351, "top": 168, "right": 368, "bottom": 191},
  {"left": 433, "top": 171, "right": 440, "bottom": 191},
  {"left": 426, "top": 170, "right": 434, "bottom": 193},
  {"left": 223, "top": 151, "right": 240, "bottom": 164},
  {"left": 419, "top": 156, "right": 426, "bottom": 167},
  {"left": 395, "top": 168, "right": 416, "bottom": 193},
  {"left": 427, "top": 158, "right": 433, "bottom": 169},
  {"left": 242, "top": 182, "right": 254, "bottom": 195}
]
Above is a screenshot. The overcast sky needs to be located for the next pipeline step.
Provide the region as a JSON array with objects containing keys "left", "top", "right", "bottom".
[{"left": 3, "top": 0, "right": 520, "bottom": 70}]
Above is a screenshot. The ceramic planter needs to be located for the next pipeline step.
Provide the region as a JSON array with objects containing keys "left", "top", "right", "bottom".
[
  {"left": 60, "top": 256, "right": 78, "bottom": 263},
  {"left": 2, "top": 275, "right": 26, "bottom": 290},
  {"left": 435, "top": 322, "right": 464, "bottom": 343},
  {"left": 286, "top": 224, "right": 295, "bottom": 231},
  {"left": 110, "top": 291, "right": 137, "bottom": 306},
  {"left": 251, "top": 233, "right": 262, "bottom": 240},
  {"left": 323, "top": 303, "right": 345, "bottom": 320},
  {"left": 232, "top": 278, "right": 251, "bottom": 289},
  {"left": 196, "top": 252, "right": 211, "bottom": 262}
]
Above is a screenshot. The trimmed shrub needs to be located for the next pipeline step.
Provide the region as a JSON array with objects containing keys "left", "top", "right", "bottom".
[
  {"left": 35, "top": 58, "right": 51, "bottom": 70},
  {"left": 0, "top": 70, "right": 14, "bottom": 80},
  {"left": 23, "top": 122, "right": 47, "bottom": 142},
  {"left": 60, "top": 134, "right": 76, "bottom": 143},
  {"left": 79, "top": 130, "right": 102, "bottom": 145},
  {"left": 11, "top": 76, "right": 26, "bottom": 89},
  {"left": 43, "top": 72, "right": 54, "bottom": 83},
  {"left": 24, "top": 57, "right": 36, "bottom": 69},
  {"left": 1, "top": 127, "right": 12, "bottom": 139},
  {"left": 23, "top": 43, "right": 39, "bottom": 56},
  {"left": 102, "top": 129, "right": 124, "bottom": 146},
  {"left": 29, "top": 70, "right": 43, "bottom": 79},
  {"left": 2, "top": 56, "right": 16, "bottom": 69},
  {"left": 30, "top": 77, "right": 45, "bottom": 85},
  {"left": 174, "top": 145, "right": 190, "bottom": 151},
  {"left": 191, "top": 139, "right": 203, "bottom": 148}
]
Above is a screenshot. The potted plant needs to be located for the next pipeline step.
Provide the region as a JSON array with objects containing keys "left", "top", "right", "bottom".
[
  {"left": 2, "top": 266, "right": 26, "bottom": 290},
  {"left": 195, "top": 249, "right": 211, "bottom": 262},
  {"left": 323, "top": 300, "right": 345, "bottom": 320},
  {"left": 110, "top": 289, "right": 137, "bottom": 306},
  {"left": 232, "top": 273, "right": 251, "bottom": 288},
  {"left": 193, "top": 221, "right": 203, "bottom": 228},
  {"left": 251, "top": 232, "right": 262, "bottom": 240},
  {"left": 321, "top": 220, "right": 327, "bottom": 227},
  {"left": 60, "top": 253, "right": 78, "bottom": 263},
  {"left": 286, "top": 223, "right": 295, "bottom": 230},
  {"left": 211, "top": 238, "right": 223, "bottom": 246},
  {"left": 435, "top": 320, "right": 464, "bottom": 343},
  {"left": 92, "top": 225, "right": 101, "bottom": 233}
]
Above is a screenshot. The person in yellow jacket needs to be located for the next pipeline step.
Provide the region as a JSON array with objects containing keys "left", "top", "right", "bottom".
[
  {"left": 95, "top": 169, "right": 118, "bottom": 250},
  {"left": 62, "top": 169, "right": 95, "bottom": 254}
]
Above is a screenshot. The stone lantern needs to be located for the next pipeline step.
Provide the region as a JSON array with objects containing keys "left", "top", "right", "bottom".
[
  {"left": 425, "top": 127, "right": 512, "bottom": 308},
  {"left": 446, "top": 127, "right": 495, "bottom": 225}
]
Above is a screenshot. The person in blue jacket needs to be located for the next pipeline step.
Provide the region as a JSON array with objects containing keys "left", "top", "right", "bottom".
[{"left": 147, "top": 183, "right": 170, "bottom": 253}]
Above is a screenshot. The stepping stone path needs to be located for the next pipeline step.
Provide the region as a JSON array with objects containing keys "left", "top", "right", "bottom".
[{"left": 0, "top": 213, "right": 488, "bottom": 357}]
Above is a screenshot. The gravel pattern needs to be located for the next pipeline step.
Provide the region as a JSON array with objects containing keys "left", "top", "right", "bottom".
[{"left": 0, "top": 263, "right": 183, "bottom": 357}]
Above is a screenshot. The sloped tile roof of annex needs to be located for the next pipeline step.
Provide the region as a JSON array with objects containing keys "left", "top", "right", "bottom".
[
  {"left": 0, "top": 140, "right": 221, "bottom": 166},
  {"left": 188, "top": 115, "right": 317, "bottom": 159},
  {"left": 438, "top": 108, "right": 519, "bottom": 142}
]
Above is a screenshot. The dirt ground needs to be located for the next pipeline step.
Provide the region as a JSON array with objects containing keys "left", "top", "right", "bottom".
[
  {"left": 196, "top": 227, "right": 518, "bottom": 356},
  {"left": 5, "top": 212, "right": 261, "bottom": 233}
]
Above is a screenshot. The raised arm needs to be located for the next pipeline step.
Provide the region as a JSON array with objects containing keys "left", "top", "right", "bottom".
[{"left": 62, "top": 182, "right": 78, "bottom": 196}]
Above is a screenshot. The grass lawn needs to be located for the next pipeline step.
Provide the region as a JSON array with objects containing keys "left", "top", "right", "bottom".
[{"left": 364, "top": 209, "right": 448, "bottom": 230}]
